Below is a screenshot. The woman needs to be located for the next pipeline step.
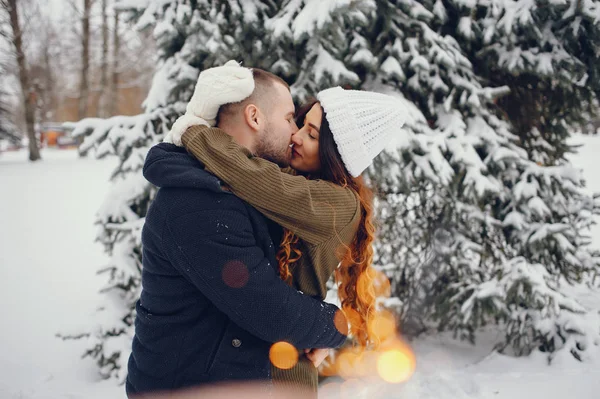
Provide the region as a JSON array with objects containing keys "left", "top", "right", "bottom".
[{"left": 171, "top": 79, "right": 406, "bottom": 394}]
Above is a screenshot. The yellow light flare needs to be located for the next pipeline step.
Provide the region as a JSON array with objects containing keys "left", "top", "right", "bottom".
[
  {"left": 269, "top": 341, "right": 298, "bottom": 370},
  {"left": 376, "top": 346, "right": 416, "bottom": 383},
  {"left": 368, "top": 310, "right": 397, "bottom": 344}
]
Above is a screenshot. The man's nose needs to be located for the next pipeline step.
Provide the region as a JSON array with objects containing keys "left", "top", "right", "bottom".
[{"left": 291, "top": 132, "right": 303, "bottom": 146}]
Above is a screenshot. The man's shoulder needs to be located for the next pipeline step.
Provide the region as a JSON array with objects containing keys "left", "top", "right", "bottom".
[
  {"left": 154, "top": 184, "right": 251, "bottom": 220},
  {"left": 154, "top": 186, "right": 269, "bottom": 247}
]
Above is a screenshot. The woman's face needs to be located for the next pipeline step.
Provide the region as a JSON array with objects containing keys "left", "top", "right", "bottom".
[{"left": 290, "top": 103, "right": 322, "bottom": 173}]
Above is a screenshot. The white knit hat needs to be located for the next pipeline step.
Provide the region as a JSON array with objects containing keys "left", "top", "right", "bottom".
[{"left": 316, "top": 87, "right": 407, "bottom": 177}]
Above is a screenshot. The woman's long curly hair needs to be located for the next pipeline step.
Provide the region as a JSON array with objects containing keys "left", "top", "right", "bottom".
[{"left": 276, "top": 98, "right": 377, "bottom": 347}]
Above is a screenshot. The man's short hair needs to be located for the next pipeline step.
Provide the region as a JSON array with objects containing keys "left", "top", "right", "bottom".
[{"left": 217, "top": 68, "right": 290, "bottom": 123}]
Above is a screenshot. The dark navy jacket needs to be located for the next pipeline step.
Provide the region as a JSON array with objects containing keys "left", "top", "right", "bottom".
[{"left": 126, "top": 143, "right": 346, "bottom": 395}]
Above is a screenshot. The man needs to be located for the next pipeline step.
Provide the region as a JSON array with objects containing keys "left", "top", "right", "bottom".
[{"left": 126, "top": 63, "right": 347, "bottom": 396}]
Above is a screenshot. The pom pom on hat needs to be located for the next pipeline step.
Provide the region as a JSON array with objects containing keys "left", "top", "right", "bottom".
[{"left": 316, "top": 87, "right": 407, "bottom": 177}]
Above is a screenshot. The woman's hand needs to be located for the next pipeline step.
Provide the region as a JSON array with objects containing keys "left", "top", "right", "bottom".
[
  {"left": 164, "top": 60, "right": 254, "bottom": 146},
  {"left": 186, "top": 60, "right": 254, "bottom": 125},
  {"left": 304, "top": 348, "right": 330, "bottom": 368}
]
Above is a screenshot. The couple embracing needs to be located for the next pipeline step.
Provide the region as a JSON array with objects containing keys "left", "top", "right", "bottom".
[{"left": 127, "top": 61, "right": 407, "bottom": 398}]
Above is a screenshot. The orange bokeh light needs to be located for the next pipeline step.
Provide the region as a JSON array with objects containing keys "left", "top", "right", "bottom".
[
  {"left": 318, "top": 271, "right": 416, "bottom": 387},
  {"left": 372, "top": 268, "right": 392, "bottom": 298},
  {"left": 328, "top": 340, "right": 416, "bottom": 383},
  {"left": 335, "top": 350, "right": 360, "bottom": 380},
  {"left": 334, "top": 309, "right": 349, "bottom": 336},
  {"left": 269, "top": 341, "right": 298, "bottom": 370},
  {"left": 356, "top": 267, "right": 391, "bottom": 301},
  {"left": 368, "top": 310, "right": 397, "bottom": 343}
]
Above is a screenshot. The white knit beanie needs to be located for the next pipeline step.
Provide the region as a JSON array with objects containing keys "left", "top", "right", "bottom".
[{"left": 316, "top": 87, "right": 407, "bottom": 177}]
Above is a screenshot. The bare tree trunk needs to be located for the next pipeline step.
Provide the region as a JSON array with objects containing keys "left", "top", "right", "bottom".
[
  {"left": 78, "top": 0, "right": 91, "bottom": 119},
  {"left": 5, "top": 0, "right": 41, "bottom": 161},
  {"left": 42, "top": 25, "right": 56, "bottom": 124},
  {"left": 97, "top": 0, "right": 109, "bottom": 117},
  {"left": 109, "top": 10, "right": 119, "bottom": 116},
  {"left": 43, "top": 51, "right": 54, "bottom": 121}
]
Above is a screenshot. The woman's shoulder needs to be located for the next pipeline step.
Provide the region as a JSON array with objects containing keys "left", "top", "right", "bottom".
[{"left": 280, "top": 167, "right": 297, "bottom": 176}]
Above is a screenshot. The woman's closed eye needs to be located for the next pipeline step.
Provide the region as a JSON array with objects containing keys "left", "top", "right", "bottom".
[{"left": 301, "top": 120, "right": 317, "bottom": 140}]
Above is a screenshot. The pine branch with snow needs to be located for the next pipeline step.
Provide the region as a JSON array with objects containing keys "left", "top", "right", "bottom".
[{"left": 459, "top": 0, "right": 600, "bottom": 162}]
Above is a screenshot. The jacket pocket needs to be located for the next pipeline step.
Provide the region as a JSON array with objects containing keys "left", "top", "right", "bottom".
[
  {"left": 205, "top": 320, "right": 230, "bottom": 375},
  {"left": 207, "top": 322, "right": 271, "bottom": 381}
]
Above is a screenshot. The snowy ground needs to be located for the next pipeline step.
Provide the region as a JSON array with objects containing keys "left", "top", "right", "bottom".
[
  {"left": 0, "top": 149, "right": 122, "bottom": 398},
  {"left": 1, "top": 136, "right": 599, "bottom": 399}
]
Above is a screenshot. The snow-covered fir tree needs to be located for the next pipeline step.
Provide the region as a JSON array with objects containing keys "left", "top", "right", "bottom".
[
  {"left": 266, "top": 0, "right": 376, "bottom": 99},
  {"left": 0, "top": 90, "right": 17, "bottom": 143},
  {"left": 0, "top": 64, "right": 18, "bottom": 145},
  {"left": 69, "top": 0, "right": 600, "bottom": 380},
  {"left": 455, "top": 0, "right": 600, "bottom": 163},
  {"left": 361, "top": 0, "right": 600, "bottom": 360}
]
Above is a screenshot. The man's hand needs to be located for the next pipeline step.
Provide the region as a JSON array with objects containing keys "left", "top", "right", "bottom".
[
  {"left": 304, "top": 348, "right": 330, "bottom": 368},
  {"left": 186, "top": 60, "right": 255, "bottom": 125}
]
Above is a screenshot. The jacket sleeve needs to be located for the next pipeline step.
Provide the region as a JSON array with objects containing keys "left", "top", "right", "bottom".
[
  {"left": 163, "top": 206, "right": 347, "bottom": 349},
  {"left": 181, "top": 125, "right": 360, "bottom": 246}
]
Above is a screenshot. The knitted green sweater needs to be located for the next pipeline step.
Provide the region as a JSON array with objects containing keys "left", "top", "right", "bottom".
[{"left": 181, "top": 125, "right": 361, "bottom": 393}]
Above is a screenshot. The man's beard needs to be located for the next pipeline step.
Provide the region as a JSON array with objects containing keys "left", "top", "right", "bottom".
[{"left": 255, "top": 121, "right": 291, "bottom": 167}]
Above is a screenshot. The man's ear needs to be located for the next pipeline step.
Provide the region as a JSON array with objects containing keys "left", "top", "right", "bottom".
[{"left": 243, "top": 104, "right": 263, "bottom": 132}]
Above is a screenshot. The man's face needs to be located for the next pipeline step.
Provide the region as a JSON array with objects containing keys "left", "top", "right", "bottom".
[{"left": 255, "top": 82, "right": 298, "bottom": 167}]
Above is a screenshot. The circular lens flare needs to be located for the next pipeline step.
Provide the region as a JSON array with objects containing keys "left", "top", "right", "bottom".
[
  {"left": 372, "top": 269, "right": 391, "bottom": 298},
  {"left": 269, "top": 341, "right": 298, "bottom": 370},
  {"left": 377, "top": 348, "right": 416, "bottom": 383},
  {"left": 334, "top": 309, "right": 349, "bottom": 336},
  {"left": 222, "top": 260, "right": 249, "bottom": 288},
  {"left": 368, "top": 310, "right": 397, "bottom": 343}
]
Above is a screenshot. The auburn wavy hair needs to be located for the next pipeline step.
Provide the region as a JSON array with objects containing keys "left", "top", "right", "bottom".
[{"left": 276, "top": 99, "right": 377, "bottom": 347}]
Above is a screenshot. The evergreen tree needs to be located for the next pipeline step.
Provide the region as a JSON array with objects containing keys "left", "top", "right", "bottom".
[
  {"left": 0, "top": 88, "right": 17, "bottom": 143},
  {"left": 449, "top": 0, "right": 600, "bottom": 163},
  {"left": 69, "top": 0, "right": 600, "bottom": 380},
  {"left": 362, "top": 0, "right": 600, "bottom": 360},
  {"left": 0, "top": 63, "right": 18, "bottom": 145},
  {"left": 266, "top": 0, "right": 376, "bottom": 99}
]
